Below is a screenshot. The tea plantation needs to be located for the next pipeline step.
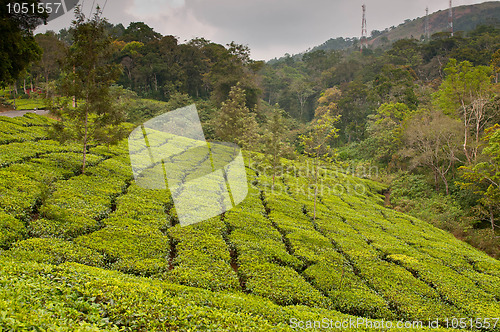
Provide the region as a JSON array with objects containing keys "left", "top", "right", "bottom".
[{"left": 0, "top": 114, "right": 499, "bottom": 331}]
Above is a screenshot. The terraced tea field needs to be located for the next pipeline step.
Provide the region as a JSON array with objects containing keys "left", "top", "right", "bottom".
[{"left": 0, "top": 114, "right": 499, "bottom": 331}]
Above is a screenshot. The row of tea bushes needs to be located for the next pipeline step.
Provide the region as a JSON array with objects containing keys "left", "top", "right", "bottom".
[
  {"left": 74, "top": 184, "right": 171, "bottom": 276},
  {"left": 223, "top": 188, "right": 331, "bottom": 308},
  {"left": 366, "top": 206, "right": 500, "bottom": 291},
  {"left": 0, "top": 256, "right": 405, "bottom": 331},
  {"left": 0, "top": 113, "right": 54, "bottom": 144},
  {"left": 254, "top": 170, "right": 394, "bottom": 320},
  {"left": 38, "top": 155, "right": 133, "bottom": 239},
  {"left": 0, "top": 170, "right": 42, "bottom": 222},
  {"left": 300, "top": 192, "right": 464, "bottom": 321},
  {"left": 345, "top": 211, "right": 500, "bottom": 318},
  {"left": 0, "top": 140, "right": 83, "bottom": 167},
  {"left": 0, "top": 113, "right": 55, "bottom": 127},
  {"left": 166, "top": 218, "right": 241, "bottom": 291},
  {"left": 265, "top": 206, "right": 394, "bottom": 318},
  {"left": 258, "top": 158, "right": 462, "bottom": 321},
  {"left": 6, "top": 238, "right": 105, "bottom": 266},
  {"left": 1, "top": 143, "right": 134, "bottom": 265}
]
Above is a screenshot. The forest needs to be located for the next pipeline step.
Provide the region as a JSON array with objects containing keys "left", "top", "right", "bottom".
[{"left": 0, "top": 2, "right": 499, "bottom": 330}]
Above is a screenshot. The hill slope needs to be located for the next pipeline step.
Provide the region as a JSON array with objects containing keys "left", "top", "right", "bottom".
[
  {"left": 311, "top": 1, "right": 500, "bottom": 53},
  {"left": 0, "top": 114, "right": 499, "bottom": 331},
  {"left": 370, "top": 1, "right": 500, "bottom": 46}
]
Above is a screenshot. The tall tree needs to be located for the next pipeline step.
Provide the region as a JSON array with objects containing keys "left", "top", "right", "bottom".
[
  {"left": 434, "top": 59, "right": 495, "bottom": 164},
  {"left": 363, "top": 102, "right": 412, "bottom": 165},
  {"left": 0, "top": 0, "right": 47, "bottom": 84},
  {"left": 50, "top": 7, "right": 124, "bottom": 173},
  {"left": 401, "top": 109, "right": 463, "bottom": 195},
  {"left": 33, "top": 31, "right": 66, "bottom": 97},
  {"left": 291, "top": 78, "right": 314, "bottom": 121},
  {"left": 459, "top": 124, "right": 500, "bottom": 231},
  {"left": 120, "top": 22, "right": 161, "bottom": 44},
  {"left": 491, "top": 49, "right": 500, "bottom": 84}
]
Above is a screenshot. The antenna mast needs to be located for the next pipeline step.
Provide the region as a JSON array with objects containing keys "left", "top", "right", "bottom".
[
  {"left": 448, "top": 0, "right": 453, "bottom": 36},
  {"left": 361, "top": 4, "right": 368, "bottom": 51},
  {"left": 425, "top": 7, "right": 430, "bottom": 40}
]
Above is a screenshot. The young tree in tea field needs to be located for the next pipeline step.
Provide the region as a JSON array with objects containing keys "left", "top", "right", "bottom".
[
  {"left": 213, "top": 83, "right": 259, "bottom": 149},
  {"left": 300, "top": 111, "right": 339, "bottom": 221},
  {"left": 50, "top": 7, "right": 124, "bottom": 173},
  {"left": 262, "top": 105, "right": 288, "bottom": 190}
]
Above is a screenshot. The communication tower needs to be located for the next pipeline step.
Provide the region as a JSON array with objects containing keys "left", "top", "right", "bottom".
[
  {"left": 361, "top": 4, "right": 368, "bottom": 51},
  {"left": 448, "top": 0, "right": 454, "bottom": 36}
]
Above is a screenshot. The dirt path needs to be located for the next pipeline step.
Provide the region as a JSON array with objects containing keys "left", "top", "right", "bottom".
[{"left": 0, "top": 109, "right": 49, "bottom": 118}]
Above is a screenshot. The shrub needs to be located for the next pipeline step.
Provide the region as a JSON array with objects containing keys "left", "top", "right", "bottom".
[
  {"left": 0, "top": 212, "right": 26, "bottom": 249},
  {"left": 6, "top": 238, "right": 104, "bottom": 266},
  {"left": 0, "top": 170, "right": 42, "bottom": 221}
]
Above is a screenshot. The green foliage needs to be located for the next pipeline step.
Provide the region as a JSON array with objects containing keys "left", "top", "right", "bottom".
[
  {"left": 213, "top": 83, "right": 259, "bottom": 149},
  {"left": 362, "top": 102, "right": 412, "bottom": 164},
  {"left": 262, "top": 105, "right": 290, "bottom": 188},
  {"left": 390, "top": 173, "right": 433, "bottom": 201},
  {"left": 0, "top": 211, "right": 25, "bottom": 249},
  {"left": 0, "top": 170, "right": 41, "bottom": 221},
  {"left": 300, "top": 113, "right": 339, "bottom": 161},
  {"left": 50, "top": 7, "right": 126, "bottom": 173},
  {"left": 167, "top": 220, "right": 240, "bottom": 290},
  {"left": 459, "top": 124, "right": 500, "bottom": 231},
  {"left": 0, "top": 0, "right": 47, "bottom": 84},
  {"left": 433, "top": 59, "right": 495, "bottom": 164},
  {"left": 0, "top": 258, "right": 370, "bottom": 331},
  {"left": 40, "top": 170, "right": 130, "bottom": 237},
  {"left": 6, "top": 238, "right": 105, "bottom": 266},
  {"left": 400, "top": 109, "right": 463, "bottom": 194}
]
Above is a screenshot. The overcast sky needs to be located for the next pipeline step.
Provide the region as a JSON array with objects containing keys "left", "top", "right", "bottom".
[{"left": 36, "top": 0, "right": 488, "bottom": 60}]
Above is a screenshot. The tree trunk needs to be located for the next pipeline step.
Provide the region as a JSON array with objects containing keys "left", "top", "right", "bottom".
[
  {"left": 46, "top": 75, "right": 49, "bottom": 99},
  {"left": 272, "top": 154, "right": 276, "bottom": 192},
  {"left": 442, "top": 174, "right": 449, "bottom": 195},
  {"left": 82, "top": 109, "right": 89, "bottom": 174},
  {"left": 313, "top": 159, "right": 318, "bottom": 221},
  {"left": 72, "top": 65, "right": 76, "bottom": 108},
  {"left": 12, "top": 84, "right": 16, "bottom": 110},
  {"left": 490, "top": 205, "right": 495, "bottom": 231},
  {"left": 463, "top": 123, "right": 471, "bottom": 164},
  {"left": 434, "top": 170, "right": 440, "bottom": 192}
]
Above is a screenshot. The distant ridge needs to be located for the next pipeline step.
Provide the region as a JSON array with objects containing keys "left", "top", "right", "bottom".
[
  {"left": 369, "top": 1, "right": 500, "bottom": 47},
  {"left": 308, "top": 1, "right": 500, "bottom": 54}
]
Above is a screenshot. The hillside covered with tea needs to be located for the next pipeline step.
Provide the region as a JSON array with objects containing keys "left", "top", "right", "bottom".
[{"left": 0, "top": 113, "right": 499, "bottom": 331}]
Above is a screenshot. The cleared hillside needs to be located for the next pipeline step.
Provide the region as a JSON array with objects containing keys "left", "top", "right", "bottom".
[
  {"left": 0, "top": 114, "right": 499, "bottom": 331},
  {"left": 370, "top": 1, "right": 500, "bottom": 47},
  {"left": 309, "top": 1, "right": 500, "bottom": 53}
]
